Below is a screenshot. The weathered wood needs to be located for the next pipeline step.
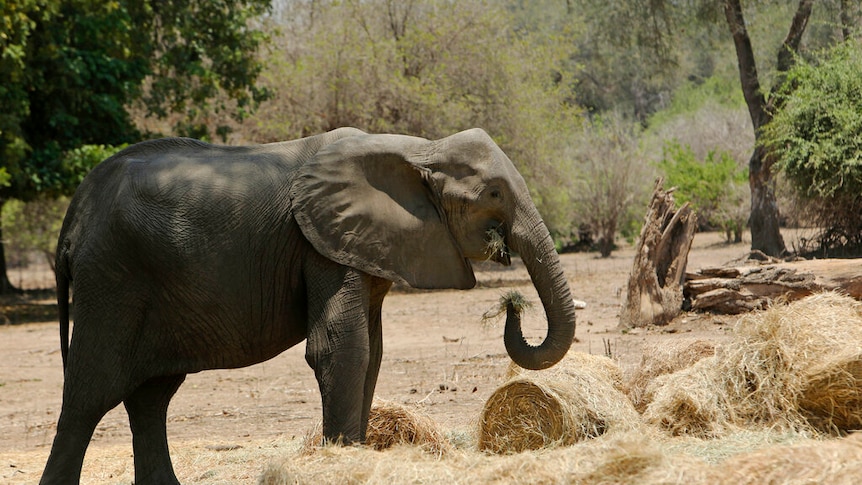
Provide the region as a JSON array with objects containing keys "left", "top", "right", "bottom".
[
  {"left": 685, "top": 258, "right": 862, "bottom": 314},
  {"left": 620, "top": 179, "right": 697, "bottom": 328}
]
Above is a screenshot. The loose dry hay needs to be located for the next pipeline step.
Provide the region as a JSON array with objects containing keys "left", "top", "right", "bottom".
[
  {"left": 262, "top": 423, "right": 862, "bottom": 485},
  {"left": 710, "top": 432, "right": 862, "bottom": 485},
  {"left": 644, "top": 292, "right": 862, "bottom": 438},
  {"left": 301, "top": 400, "right": 451, "bottom": 456},
  {"left": 798, "top": 352, "right": 862, "bottom": 434},
  {"left": 260, "top": 430, "right": 714, "bottom": 485},
  {"left": 625, "top": 339, "right": 716, "bottom": 412},
  {"left": 642, "top": 356, "right": 734, "bottom": 438},
  {"left": 479, "top": 351, "right": 641, "bottom": 453}
]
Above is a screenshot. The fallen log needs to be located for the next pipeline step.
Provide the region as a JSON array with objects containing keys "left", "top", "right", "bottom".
[{"left": 685, "top": 258, "right": 862, "bottom": 314}]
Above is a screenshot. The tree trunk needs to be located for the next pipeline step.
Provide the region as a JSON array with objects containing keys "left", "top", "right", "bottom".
[
  {"left": 0, "top": 199, "right": 21, "bottom": 294},
  {"left": 620, "top": 179, "right": 697, "bottom": 328},
  {"left": 748, "top": 144, "right": 786, "bottom": 256},
  {"left": 724, "top": 0, "right": 813, "bottom": 257}
]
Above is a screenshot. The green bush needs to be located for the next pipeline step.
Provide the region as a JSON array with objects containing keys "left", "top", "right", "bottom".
[
  {"left": 656, "top": 141, "right": 748, "bottom": 242},
  {"left": 1, "top": 144, "right": 124, "bottom": 272},
  {"left": 761, "top": 40, "right": 862, "bottom": 253},
  {"left": 763, "top": 42, "right": 862, "bottom": 199},
  {"left": 1, "top": 198, "right": 69, "bottom": 270}
]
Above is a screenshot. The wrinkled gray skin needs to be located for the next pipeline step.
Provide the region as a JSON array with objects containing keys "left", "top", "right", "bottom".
[{"left": 40, "top": 128, "right": 576, "bottom": 484}]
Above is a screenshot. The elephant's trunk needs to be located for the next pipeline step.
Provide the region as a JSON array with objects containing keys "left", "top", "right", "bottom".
[{"left": 504, "top": 202, "right": 576, "bottom": 370}]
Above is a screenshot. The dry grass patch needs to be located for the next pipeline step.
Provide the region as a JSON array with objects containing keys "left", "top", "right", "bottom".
[
  {"left": 644, "top": 292, "right": 862, "bottom": 438},
  {"left": 259, "top": 430, "right": 844, "bottom": 485},
  {"left": 625, "top": 339, "right": 715, "bottom": 412},
  {"left": 301, "top": 400, "right": 451, "bottom": 456},
  {"left": 261, "top": 431, "right": 715, "bottom": 485},
  {"left": 713, "top": 432, "right": 862, "bottom": 485},
  {"left": 478, "top": 352, "right": 641, "bottom": 453}
]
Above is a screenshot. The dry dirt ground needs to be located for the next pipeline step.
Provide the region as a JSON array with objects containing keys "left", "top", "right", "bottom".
[{"left": 0, "top": 231, "right": 750, "bottom": 483}]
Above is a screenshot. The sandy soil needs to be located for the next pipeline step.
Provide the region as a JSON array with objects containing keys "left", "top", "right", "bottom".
[{"left": 0, "top": 231, "right": 750, "bottom": 482}]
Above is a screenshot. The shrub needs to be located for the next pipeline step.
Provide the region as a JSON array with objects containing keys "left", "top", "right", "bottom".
[
  {"left": 656, "top": 141, "right": 748, "bottom": 242},
  {"left": 761, "top": 40, "right": 862, "bottom": 254}
]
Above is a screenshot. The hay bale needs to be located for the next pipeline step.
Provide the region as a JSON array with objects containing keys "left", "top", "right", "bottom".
[
  {"left": 799, "top": 352, "right": 862, "bottom": 434},
  {"left": 625, "top": 339, "right": 716, "bottom": 412},
  {"left": 642, "top": 356, "right": 734, "bottom": 438},
  {"left": 301, "top": 400, "right": 451, "bottom": 455},
  {"left": 711, "top": 432, "right": 862, "bottom": 485},
  {"left": 506, "top": 351, "right": 625, "bottom": 391},
  {"left": 479, "top": 352, "right": 641, "bottom": 453},
  {"left": 644, "top": 292, "right": 862, "bottom": 438}
]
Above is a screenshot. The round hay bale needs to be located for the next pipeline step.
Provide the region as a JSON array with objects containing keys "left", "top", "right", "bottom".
[
  {"left": 480, "top": 352, "right": 641, "bottom": 453},
  {"left": 302, "top": 400, "right": 451, "bottom": 455},
  {"left": 625, "top": 339, "right": 716, "bottom": 412},
  {"left": 506, "top": 351, "right": 625, "bottom": 390}
]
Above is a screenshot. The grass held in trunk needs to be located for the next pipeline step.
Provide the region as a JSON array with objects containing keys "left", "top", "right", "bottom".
[{"left": 482, "top": 291, "right": 533, "bottom": 325}]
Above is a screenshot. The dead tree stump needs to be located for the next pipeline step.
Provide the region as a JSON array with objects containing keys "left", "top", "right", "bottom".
[{"left": 620, "top": 179, "right": 697, "bottom": 328}]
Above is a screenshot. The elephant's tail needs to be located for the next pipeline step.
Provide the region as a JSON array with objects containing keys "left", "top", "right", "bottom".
[{"left": 56, "top": 255, "right": 71, "bottom": 371}]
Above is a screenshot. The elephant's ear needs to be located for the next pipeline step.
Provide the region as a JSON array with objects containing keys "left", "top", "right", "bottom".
[{"left": 290, "top": 133, "right": 476, "bottom": 290}]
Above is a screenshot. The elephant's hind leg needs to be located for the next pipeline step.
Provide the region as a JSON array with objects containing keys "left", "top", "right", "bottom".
[
  {"left": 124, "top": 374, "right": 186, "bottom": 485},
  {"left": 41, "top": 337, "right": 132, "bottom": 484},
  {"left": 40, "top": 393, "right": 119, "bottom": 485}
]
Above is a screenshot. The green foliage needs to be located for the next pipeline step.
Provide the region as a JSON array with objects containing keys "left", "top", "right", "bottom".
[
  {"left": 762, "top": 40, "right": 862, "bottom": 200},
  {"left": 1, "top": 0, "right": 270, "bottom": 204},
  {"left": 656, "top": 141, "right": 748, "bottom": 242},
  {"left": 129, "top": 0, "right": 272, "bottom": 130},
  {"left": 646, "top": 76, "right": 746, "bottom": 129},
  {"left": 1, "top": 197, "right": 69, "bottom": 269},
  {"left": 761, "top": 39, "right": 862, "bottom": 252},
  {"left": 61, "top": 143, "right": 127, "bottom": 185}
]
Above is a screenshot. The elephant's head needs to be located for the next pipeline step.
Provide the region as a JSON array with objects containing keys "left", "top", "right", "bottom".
[{"left": 291, "top": 128, "right": 575, "bottom": 370}]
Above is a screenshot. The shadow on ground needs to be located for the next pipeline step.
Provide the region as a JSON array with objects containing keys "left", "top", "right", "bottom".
[{"left": 1, "top": 289, "right": 58, "bottom": 325}]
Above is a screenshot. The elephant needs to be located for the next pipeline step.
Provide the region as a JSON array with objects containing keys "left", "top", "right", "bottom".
[{"left": 40, "top": 127, "right": 576, "bottom": 484}]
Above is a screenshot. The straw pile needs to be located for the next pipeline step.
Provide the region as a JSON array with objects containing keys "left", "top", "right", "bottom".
[
  {"left": 260, "top": 430, "right": 715, "bottom": 485},
  {"left": 301, "top": 400, "right": 451, "bottom": 456},
  {"left": 505, "top": 350, "right": 625, "bottom": 390},
  {"left": 644, "top": 292, "right": 862, "bottom": 438},
  {"left": 711, "top": 432, "right": 862, "bottom": 484},
  {"left": 478, "top": 351, "right": 641, "bottom": 453},
  {"left": 625, "top": 339, "right": 716, "bottom": 412},
  {"left": 798, "top": 351, "right": 862, "bottom": 434}
]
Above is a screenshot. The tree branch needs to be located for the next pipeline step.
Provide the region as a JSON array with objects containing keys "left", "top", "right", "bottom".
[
  {"left": 776, "top": 0, "right": 814, "bottom": 74},
  {"left": 723, "top": 0, "right": 768, "bottom": 130}
]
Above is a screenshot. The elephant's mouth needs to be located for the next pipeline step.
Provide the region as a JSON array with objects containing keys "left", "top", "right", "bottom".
[{"left": 485, "top": 225, "right": 511, "bottom": 266}]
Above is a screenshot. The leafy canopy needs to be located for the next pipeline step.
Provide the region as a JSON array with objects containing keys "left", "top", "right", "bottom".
[
  {"left": 762, "top": 39, "right": 862, "bottom": 200},
  {"left": 0, "top": 0, "right": 270, "bottom": 202}
]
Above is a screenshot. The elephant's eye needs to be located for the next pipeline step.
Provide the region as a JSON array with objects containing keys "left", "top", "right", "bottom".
[{"left": 489, "top": 189, "right": 502, "bottom": 200}]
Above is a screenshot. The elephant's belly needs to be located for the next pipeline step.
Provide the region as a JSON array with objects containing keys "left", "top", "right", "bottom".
[{"left": 164, "top": 305, "right": 308, "bottom": 372}]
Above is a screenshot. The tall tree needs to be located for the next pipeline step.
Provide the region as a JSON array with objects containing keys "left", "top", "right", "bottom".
[
  {"left": 723, "top": 0, "right": 815, "bottom": 256},
  {"left": 572, "top": 0, "right": 851, "bottom": 256},
  {"left": 0, "top": 0, "right": 271, "bottom": 292}
]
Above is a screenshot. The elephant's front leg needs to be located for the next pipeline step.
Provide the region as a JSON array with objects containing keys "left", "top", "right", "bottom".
[{"left": 304, "top": 255, "right": 375, "bottom": 444}]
